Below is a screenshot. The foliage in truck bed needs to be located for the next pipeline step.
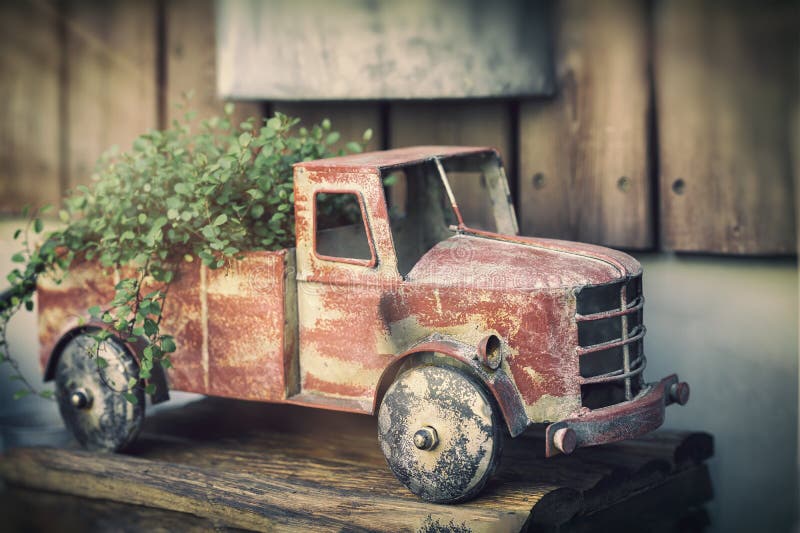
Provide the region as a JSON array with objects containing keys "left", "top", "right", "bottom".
[{"left": 1, "top": 104, "right": 371, "bottom": 401}]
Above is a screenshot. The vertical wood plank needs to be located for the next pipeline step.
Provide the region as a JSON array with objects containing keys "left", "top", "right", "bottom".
[
  {"left": 271, "top": 103, "right": 381, "bottom": 153},
  {"left": 518, "top": 0, "right": 653, "bottom": 249},
  {"left": 0, "top": 0, "right": 62, "bottom": 211},
  {"left": 389, "top": 102, "right": 512, "bottom": 161},
  {"left": 166, "top": 0, "right": 260, "bottom": 127},
  {"left": 389, "top": 101, "right": 513, "bottom": 233},
  {"left": 65, "top": 0, "right": 159, "bottom": 189},
  {"left": 655, "top": 0, "right": 798, "bottom": 254}
]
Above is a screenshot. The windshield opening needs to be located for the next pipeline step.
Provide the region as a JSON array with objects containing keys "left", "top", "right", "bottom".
[{"left": 383, "top": 152, "right": 517, "bottom": 277}]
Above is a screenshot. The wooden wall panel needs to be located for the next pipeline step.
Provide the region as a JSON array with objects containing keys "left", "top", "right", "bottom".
[
  {"left": 166, "top": 0, "right": 260, "bottom": 127},
  {"left": 271, "top": 103, "right": 381, "bottom": 153},
  {"left": 656, "top": 0, "right": 798, "bottom": 254},
  {"left": 65, "top": 0, "right": 158, "bottom": 189},
  {"left": 0, "top": 1, "right": 62, "bottom": 211},
  {"left": 518, "top": 0, "right": 653, "bottom": 249},
  {"left": 389, "top": 102, "right": 513, "bottom": 232},
  {"left": 389, "top": 102, "right": 512, "bottom": 164}
]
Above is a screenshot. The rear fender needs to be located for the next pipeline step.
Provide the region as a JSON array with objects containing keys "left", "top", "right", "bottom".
[{"left": 43, "top": 320, "right": 170, "bottom": 404}]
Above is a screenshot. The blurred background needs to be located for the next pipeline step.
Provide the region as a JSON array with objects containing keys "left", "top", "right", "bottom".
[{"left": 0, "top": 0, "right": 797, "bottom": 531}]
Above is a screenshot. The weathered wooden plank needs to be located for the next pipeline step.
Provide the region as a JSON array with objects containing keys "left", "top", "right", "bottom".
[
  {"left": 518, "top": 0, "right": 653, "bottom": 249},
  {"left": 0, "top": 487, "right": 237, "bottom": 533},
  {"left": 272, "top": 103, "right": 381, "bottom": 153},
  {"left": 389, "top": 101, "right": 514, "bottom": 231},
  {"left": 65, "top": 0, "right": 159, "bottom": 189},
  {"left": 0, "top": 447, "right": 536, "bottom": 532},
  {"left": 165, "top": 0, "right": 260, "bottom": 126},
  {"left": 0, "top": 398, "right": 713, "bottom": 532},
  {"left": 389, "top": 102, "right": 512, "bottom": 160},
  {"left": 0, "top": 0, "right": 62, "bottom": 212},
  {"left": 655, "top": 0, "right": 798, "bottom": 254},
  {"left": 216, "top": 0, "right": 553, "bottom": 100}
]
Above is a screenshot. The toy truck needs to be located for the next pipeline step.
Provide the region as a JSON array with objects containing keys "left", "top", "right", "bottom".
[{"left": 37, "top": 146, "right": 690, "bottom": 503}]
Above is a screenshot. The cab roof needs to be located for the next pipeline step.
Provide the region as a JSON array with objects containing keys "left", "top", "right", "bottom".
[{"left": 294, "top": 145, "right": 496, "bottom": 172}]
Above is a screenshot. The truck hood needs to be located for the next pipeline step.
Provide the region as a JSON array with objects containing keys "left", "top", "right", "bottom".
[{"left": 405, "top": 233, "right": 641, "bottom": 290}]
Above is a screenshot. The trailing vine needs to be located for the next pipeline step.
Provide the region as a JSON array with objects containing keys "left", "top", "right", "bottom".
[{"left": 1, "top": 104, "right": 371, "bottom": 403}]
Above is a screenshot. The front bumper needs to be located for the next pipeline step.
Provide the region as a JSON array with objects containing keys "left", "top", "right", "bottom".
[{"left": 544, "top": 374, "right": 689, "bottom": 457}]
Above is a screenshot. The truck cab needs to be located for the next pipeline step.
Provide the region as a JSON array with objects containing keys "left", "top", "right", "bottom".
[{"left": 291, "top": 146, "right": 688, "bottom": 500}]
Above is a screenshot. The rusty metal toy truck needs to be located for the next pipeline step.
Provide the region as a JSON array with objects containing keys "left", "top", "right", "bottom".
[{"left": 38, "top": 146, "right": 690, "bottom": 503}]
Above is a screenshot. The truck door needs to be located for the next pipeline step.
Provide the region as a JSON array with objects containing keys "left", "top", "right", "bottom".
[{"left": 293, "top": 169, "right": 401, "bottom": 412}]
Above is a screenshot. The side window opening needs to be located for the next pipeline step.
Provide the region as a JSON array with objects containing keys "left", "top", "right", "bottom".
[{"left": 315, "top": 192, "right": 374, "bottom": 263}]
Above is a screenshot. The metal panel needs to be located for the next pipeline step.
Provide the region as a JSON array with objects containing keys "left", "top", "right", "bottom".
[{"left": 216, "top": 0, "right": 554, "bottom": 100}]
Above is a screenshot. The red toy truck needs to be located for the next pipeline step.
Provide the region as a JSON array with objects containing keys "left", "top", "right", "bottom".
[{"left": 37, "top": 146, "right": 689, "bottom": 503}]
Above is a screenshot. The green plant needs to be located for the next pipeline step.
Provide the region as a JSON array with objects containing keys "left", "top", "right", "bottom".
[{"left": 0, "top": 104, "right": 372, "bottom": 402}]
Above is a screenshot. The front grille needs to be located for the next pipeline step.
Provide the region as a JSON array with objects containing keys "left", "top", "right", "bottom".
[{"left": 576, "top": 275, "right": 646, "bottom": 409}]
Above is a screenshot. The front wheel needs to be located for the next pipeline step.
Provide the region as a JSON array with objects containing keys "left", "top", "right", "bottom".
[
  {"left": 54, "top": 331, "right": 144, "bottom": 451},
  {"left": 377, "top": 365, "right": 503, "bottom": 503}
]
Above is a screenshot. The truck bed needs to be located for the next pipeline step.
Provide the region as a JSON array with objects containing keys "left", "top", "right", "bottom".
[{"left": 37, "top": 250, "right": 298, "bottom": 401}]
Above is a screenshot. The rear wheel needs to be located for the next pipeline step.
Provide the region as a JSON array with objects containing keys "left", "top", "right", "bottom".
[
  {"left": 54, "top": 331, "right": 144, "bottom": 451},
  {"left": 377, "top": 365, "right": 502, "bottom": 503}
]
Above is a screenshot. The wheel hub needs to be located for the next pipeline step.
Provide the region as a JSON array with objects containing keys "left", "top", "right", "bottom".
[
  {"left": 413, "top": 426, "right": 439, "bottom": 451},
  {"left": 70, "top": 388, "right": 92, "bottom": 410}
]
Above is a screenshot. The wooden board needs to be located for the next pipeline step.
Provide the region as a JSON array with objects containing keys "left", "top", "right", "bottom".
[
  {"left": 389, "top": 102, "right": 512, "bottom": 159},
  {"left": 272, "top": 102, "right": 382, "bottom": 153},
  {"left": 0, "top": 0, "right": 62, "bottom": 212},
  {"left": 165, "top": 0, "right": 261, "bottom": 127},
  {"left": 389, "top": 101, "right": 514, "bottom": 187},
  {"left": 0, "top": 398, "right": 713, "bottom": 532},
  {"left": 518, "top": 0, "right": 653, "bottom": 249},
  {"left": 216, "top": 0, "right": 553, "bottom": 100},
  {"left": 655, "top": 0, "right": 798, "bottom": 254},
  {"left": 64, "top": 0, "right": 159, "bottom": 189}
]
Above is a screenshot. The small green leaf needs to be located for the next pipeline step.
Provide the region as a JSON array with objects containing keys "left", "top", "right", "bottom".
[
  {"left": 88, "top": 305, "right": 102, "bottom": 318},
  {"left": 33, "top": 218, "right": 43, "bottom": 233},
  {"left": 13, "top": 389, "right": 30, "bottom": 400},
  {"left": 161, "top": 336, "right": 177, "bottom": 353},
  {"left": 213, "top": 214, "right": 228, "bottom": 226},
  {"left": 123, "top": 392, "right": 139, "bottom": 404},
  {"left": 346, "top": 141, "right": 363, "bottom": 154},
  {"left": 11, "top": 253, "right": 25, "bottom": 263}
]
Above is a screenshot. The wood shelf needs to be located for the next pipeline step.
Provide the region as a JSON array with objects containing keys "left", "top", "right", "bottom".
[{"left": 0, "top": 398, "right": 713, "bottom": 532}]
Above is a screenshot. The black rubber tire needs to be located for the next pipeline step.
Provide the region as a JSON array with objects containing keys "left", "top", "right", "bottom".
[
  {"left": 54, "top": 331, "right": 144, "bottom": 452},
  {"left": 377, "top": 365, "right": 502, "bottom": 503}
]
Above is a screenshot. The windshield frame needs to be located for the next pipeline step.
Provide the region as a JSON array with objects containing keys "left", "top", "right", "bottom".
[{"left": 433, "top": 152, "right": 519, "bottom": 236}]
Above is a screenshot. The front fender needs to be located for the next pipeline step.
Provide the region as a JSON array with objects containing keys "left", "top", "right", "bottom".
[{"left": 376, "top": 334, "right": 529, "bottom": 437}]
